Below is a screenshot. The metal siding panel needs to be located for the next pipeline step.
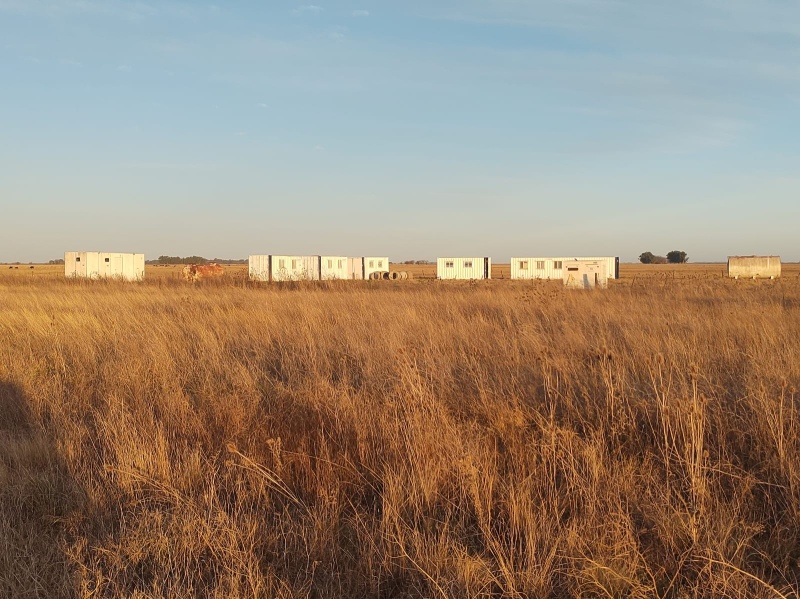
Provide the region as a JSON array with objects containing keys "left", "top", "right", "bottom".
[
  {"left": 64, "top": 252, "right": 77, "bottom": 277},
  {"left": 347, "top": 257, "right": 364, "bottom": 279},
  {"left": 248, "top": 255, "right": 272, "bottom": 281},
  {"left": 87, "top": 252, "right": 100, "bottom": 278}
]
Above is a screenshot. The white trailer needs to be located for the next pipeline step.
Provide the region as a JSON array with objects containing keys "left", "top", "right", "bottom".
[
  {"left": 321, "top": 256, "right": 348, "bottom": 280},
  {"left": 727, "top": 256, "right": 781, "bottom": 279},
  {"left": 511, "top": 257, "right": 619, "bottom": 280},
  {"left": 364, "top": 257, "right": 389, "bottom": 279},
  {"left": 437, "top": 257, "right": 491, "bottom": 280},
  {"left": 248, "top": 255, "right": 320, "bottom": 281},
  {"left": 64, "top": 252, "right": 144, "bottom": 281},
  {"left": 563, "top": 260, "right": 609, "bottom": 289}
]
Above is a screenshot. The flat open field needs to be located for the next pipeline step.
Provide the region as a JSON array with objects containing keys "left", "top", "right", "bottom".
[
  {"left": 2, "top": 274, "right": 800, "bottom": 597},
  {"left": 4, "top": 262, "right": 800, "bottom": 281}
]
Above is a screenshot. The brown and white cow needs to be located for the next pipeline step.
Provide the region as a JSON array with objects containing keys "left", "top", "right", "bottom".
[{"left": 182, "top": 263, "right": 225, "bottom": 282}]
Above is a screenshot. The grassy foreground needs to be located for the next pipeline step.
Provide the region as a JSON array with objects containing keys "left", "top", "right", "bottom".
[{"left": 1, "top": 277, "right": 799, "bottom": 598}]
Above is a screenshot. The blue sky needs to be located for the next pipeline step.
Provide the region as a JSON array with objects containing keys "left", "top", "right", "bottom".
[{"left": 1, "top": 0, "right": 798, "bottom": 262}]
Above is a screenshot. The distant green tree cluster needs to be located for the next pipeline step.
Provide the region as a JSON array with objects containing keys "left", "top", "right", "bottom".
[
  {"left": 48, "top": 258, "right": 65, "bottom": 265},
  {"left": 639, "top": 251, "right": 688, "bottom": 264},
  {"left": 147, "top": 256, "right": 248, "bottom": 265},
  {"left": 639, "top": 252, "right": 667, "bottom": 264},
  {"left": 155, "top": 255, "right": 209, "bottom": 265}
]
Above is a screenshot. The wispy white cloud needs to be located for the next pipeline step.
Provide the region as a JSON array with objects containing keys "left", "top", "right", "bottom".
[
  {"left": 424, "top": 0, "right": 800, "bottom": 40},
  {"left": 292, "top": 4, "right": 322, "bottom": 16},
  {"left": 0, "top": 0, "right": 204, "bottom": 21},
  {"left": 352, "top": 9, "right": 369, "bottom": 17}
]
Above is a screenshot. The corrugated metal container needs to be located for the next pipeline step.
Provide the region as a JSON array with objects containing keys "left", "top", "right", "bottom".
[
  {"left": 248, "top": 255, "right": 272, "bottom": 282},
  {"left": 727, "top": 256, "right": 781, "bottom": 279},
  {"left": 437, "top": 257, "right": 492, "bottom": 280},
  {"left": 563, "top": 260, "right": 608, "bottom": 289},
  {"left": 511, "top": 257, "right": 619, "bottom": 280},
  {"left": 64, "top": 251, "right": 144, "bottom": 281},
  {"left": 364, "top": 257, "right": 389, "bottom": 279},
  {"left": 347, "top": 257, "right": 364, "bottom": 279},
  {"left": 321, "top": 256, "right": 348, "bottom": 280},
  {"left": 270, "top": 256, "right": 320, "bottom": 281}
]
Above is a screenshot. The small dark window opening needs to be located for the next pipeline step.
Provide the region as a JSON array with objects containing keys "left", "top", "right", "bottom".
[
  {"left": 568, "top": 267, "right": 579, "bottom": 271},
  {"left": 75, "top": 257, "right": 81, "bottom": 262},
  {"left": 105, "top": 258, "right": 110, "bottom": 262}
]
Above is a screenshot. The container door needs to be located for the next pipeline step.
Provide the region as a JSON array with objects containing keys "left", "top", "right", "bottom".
[{"left": 75, "top": 255, "right": 87, "bottom": 277}]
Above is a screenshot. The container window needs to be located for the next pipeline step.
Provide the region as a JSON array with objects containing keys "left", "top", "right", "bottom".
[
  {"left": 554, "top": 261, "right": 563, "bottom": 269},
  {"left": 105, "top": 258, "right": 110, "bottom": 263},
  {"left": 378, "top": 261, "right": 383, "bottom": 267},
  {"left": 75, "top": 257, "right": 81, "bottom": 262},
  {"left": 279, "top": 259, "right": 285, "bottom": 269},
  {"left": 568, "top": 267, "right": 579, "bottom": 271},
  {"left": 292, "top": 260, "right": 297, "bottom": 270},
  {"left": 369, "top": 260, "right": 374, "bottom": 268},
  {"left": 464, "top": 261, "right": 473, "bottom": 268},
  {"left": 327, "top": 259, "right": 332, "bottom": 268},
  {"left": 536, "top": 261, "right": 545, "bottom": 270},
  {"left": 445, "top": 261, "right": 454, "bottom": 268},
  {"left": 519, "top": 261, "right": 528, "bottom": 270},
  {"left": 338, "top": 260, "right": 343, "bottom": 268}
]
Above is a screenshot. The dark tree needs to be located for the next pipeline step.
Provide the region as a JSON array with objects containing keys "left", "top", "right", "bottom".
[
  {"left": 667, "top": 251, "right": 688, "bottom": 264},
  {"left": 639, "top": 252, "right": 656, "bottom": 264}
]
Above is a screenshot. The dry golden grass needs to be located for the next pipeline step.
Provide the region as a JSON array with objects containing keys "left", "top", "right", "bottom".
[{"left": 2, "top": 275, "right": 800, "bottom": 597}]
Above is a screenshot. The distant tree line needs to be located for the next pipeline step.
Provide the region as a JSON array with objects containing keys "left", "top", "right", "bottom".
[
  {"left": 639, "top": 251, "right": 688, "bottom": 264},
  {"left": 49, "top": 259, "right": 65, "bottom": 265},
  {"left": 147, "top": 256, "right": 248, "bottom": 265}
]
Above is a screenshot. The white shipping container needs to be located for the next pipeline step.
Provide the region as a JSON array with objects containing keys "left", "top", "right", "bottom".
[
  {"left": 321, "top": 256, "right": 348, "bottom": 280},
  {"left": 270, "top": 256, "right": 320, "bottom": 281},
  {"left": 437, "top": 257, "right": 491, "bottom": 280},
  {"left": 511, "top": 257, "right": 619, "bottom": 280},
  {"left": 727, "top": 256, "right": 781, "bottom": 279},
  {"left": 64, "top": 252, "right": 144, "bottom": 281},
  {"left": 364, "top": 257, "right": 389, "bottom": 279}
]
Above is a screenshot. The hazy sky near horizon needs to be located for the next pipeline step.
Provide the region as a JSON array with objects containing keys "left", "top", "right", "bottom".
[{"left": 1, "top": 0, "right": 799, "bottom": 263}]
